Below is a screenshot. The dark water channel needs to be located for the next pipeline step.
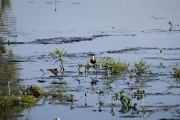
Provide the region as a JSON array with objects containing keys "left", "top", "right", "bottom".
[{"left": 1, "top": 0, "right": 180, "bottom": 120}]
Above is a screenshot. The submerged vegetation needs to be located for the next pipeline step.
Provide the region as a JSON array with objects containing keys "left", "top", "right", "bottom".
[
  {"left": 0, "top": 48, "right": 18, "bottom": 80},
  {"left": 0, "top": 84, "right": 74, "bottom": 116}
]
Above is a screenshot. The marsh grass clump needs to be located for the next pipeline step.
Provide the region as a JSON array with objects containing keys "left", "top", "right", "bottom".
[
  {"left": 29, "top": 85, "right": 46, "bottom": 97},
  {"left": 118, "top": 90, "right": 137, "bottom": 114},
  {"left": 0, "top": 105, "right": 26, "bottom": 116},
  {"left": 50, "top": 48, "right": 68, "bottom": 72},
  {"left": 58, "top": 86, "right": 65, "bottom": 98},
  {"left": 51, "top": 86, "right": 58, "bottom": 97},
  {"left": 101, "top": 56, "right": 115, "bottom": 73},
  {"left": 173, "top": 67, "right": 180, "bottom": 78},
  {"left": 21, "top": 94, "right": 36, "bottom": 104},
  {"left": 110, "top": 59, "right": 130, "bottom": 74},
  {"left": 78, "top": 63, "right": 86, "bottom": 75},
  {"left": 78, "top": 63, "right": 84, "bottom": 70},
  {"left": 119, "top": 90, "right": 131, "bottom": 107},
  {"left": 101, "top": 57, "right": 130, "bottom": 74},
  {"left": 111, "top": 102, "right": 115, "bottom": 116},
  {"left": 0, "top": 96, "right": 20, "bottom": 106},
  {"left": 0, "top": 45, "right": 6, "bottom": 53},
  {"left": 134, "top": 59, "right": 151, "bottom": 76},
  {"left": 0, "top": 96, "right": 28, "bottom": 116}
]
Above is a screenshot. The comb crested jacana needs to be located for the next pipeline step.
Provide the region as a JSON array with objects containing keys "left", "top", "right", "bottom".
[
  {"left": 47, "top": 68, "right": 58, "bottom": 75},
  {"left": 90, "top": 54, "right": 98, "bottom": 65},
  {"left": 91, "top": 80, "right": 97, "bottom": 87},
  {"left": 54, "top": 117, "right": 60, "bottom": 120}
]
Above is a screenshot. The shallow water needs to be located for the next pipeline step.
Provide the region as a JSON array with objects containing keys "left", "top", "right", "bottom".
[{"left": 1, "top": 0, "right": 180, "bottom": 120}]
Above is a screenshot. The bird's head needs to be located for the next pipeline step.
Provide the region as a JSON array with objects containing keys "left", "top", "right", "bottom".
[{"left": 92, "top": 54, "right": 96, "bottom": 56}]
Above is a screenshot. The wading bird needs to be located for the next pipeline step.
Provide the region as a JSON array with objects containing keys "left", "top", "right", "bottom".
[
  {"left": 85, "top": 92, "right": 88, "bottom": 97},
  {"left": 54, "top": 117, "right": 60, "bottom": 120},
  {"left": 90, "top": 54, "right": 98, "bottom": 65},
  {"left": 47, "top": 68, "right": 58, "bottom": 75}
]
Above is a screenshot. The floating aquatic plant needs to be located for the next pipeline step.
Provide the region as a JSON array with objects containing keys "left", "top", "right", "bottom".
[
  {"left": 50, "top": 48, "right": 68, "bottom": 72},
  {"left": 102, "top": 73, "right": 114, "bottom": 84},
  {"left": 111, "top": 102, "right": 115, "bottom": 109},
  {"left": 58, "top": 86, "right": 64, "bottom": 98},
  {"left": 98, "top": 90, "right": 104, "bottom": 100},
  {"left": 21, "top": 94, "right": 36, "bottom": 104},
  {"left": 134, "top": 59, "right": 151, "bottom": 76},
  {"left": 28, "top": 85, "right": 46, "bottom": 97},
  {"left": 119, "top": 90, "right": 137, "bottom": 109},
  {"left": 173, "top": 67, "right": 180, "bottom": 78},
  {"left": 110, "top": 59, "right": 130, "bottom": 74},
  {"left": 127, "top": 74, "right": 134, "bottom": 84},
  {"left": 118, "top": 90, "right": 138, "bottom": 114},
  {"left": 0, "top": 45, "right": 6, "bottom": 53},
  {"left": 101, "top": 57, "right": 130, "bottom": 74},
  {"left": 78, "top": 63, "right": 84, "bottom": 70},
  {"left": 51, "top": 86, "right": 58, "bottom": 97},
  {"left": 0, "top": 96, "right": 20, "bottom": 106},
  {"left": 134, "top": 89, "right": 146, "bottom": 100},
  {"left": 98, "top": 90, "right": 104, "bottom": 95},
  {"left": 78, "top": 63, "right": 84, "bottom": 75},
  {"left": 69, "top": 94, "right": 74, "bottom": 104},
  {"left": 101, "top": 56, "right": 115, "bottom": 74},
  {"left": 111, "top": 103, "right": 116, "bottom": 116}
]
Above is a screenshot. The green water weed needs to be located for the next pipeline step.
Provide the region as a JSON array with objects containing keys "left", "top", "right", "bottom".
[{"left": 50, "top": 48, "right": 68, "bottom": 72}]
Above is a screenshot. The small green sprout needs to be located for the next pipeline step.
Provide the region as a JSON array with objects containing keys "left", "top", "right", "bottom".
[
  {"left": 98, "top": 90, "right": 104, "bottom": 95},
  {"left": 70, "top": 94, "right": 74, "bottom": 103},
  {"left": 119, "top": 90, "right": 136, "bottom": 108},
  {"left": 119, "top": 90, "right": 125, "bottom": 96},
  {"left": 173, "top": 67, "right": 180, "bottom": 78},
  {"left": 169, "top": 21, "right": 173, "bottom": 31},
  {"left": 99, "top": 101, "right": 104, "bottom": 106},
  {"left": 50, "top": 48, "right": 68, "bottom": 72},
  {"left": 111, "top": 102, "right": 115, "bottom": 109}
]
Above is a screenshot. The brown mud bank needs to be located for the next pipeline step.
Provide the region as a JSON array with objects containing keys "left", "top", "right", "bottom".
[{"left": 0, "top": 34, "right": 110, "bottom": 45}]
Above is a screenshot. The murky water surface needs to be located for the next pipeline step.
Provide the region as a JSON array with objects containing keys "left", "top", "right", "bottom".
[{"left": 1, "top": 0, "right": 180, "bottom": 120}]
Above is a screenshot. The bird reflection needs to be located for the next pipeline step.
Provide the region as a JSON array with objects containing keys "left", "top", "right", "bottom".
[
  {"left": 90, "top": 77, "right": 99, "bottom": 89},
  {"left": 157, "top": 50, "right": 165, "bottom": 68},
  {"left": 55, "top": 0, "right": 57, "bottom": 11},
  {"left": 158, "top": 50, "right": 164, "bottom": 59},
  {"left": 85, "top": 92, "right": 88, "bottom": 106},
  {"left": 157, "top": 57, "right": 165, "bottom": 68}
]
